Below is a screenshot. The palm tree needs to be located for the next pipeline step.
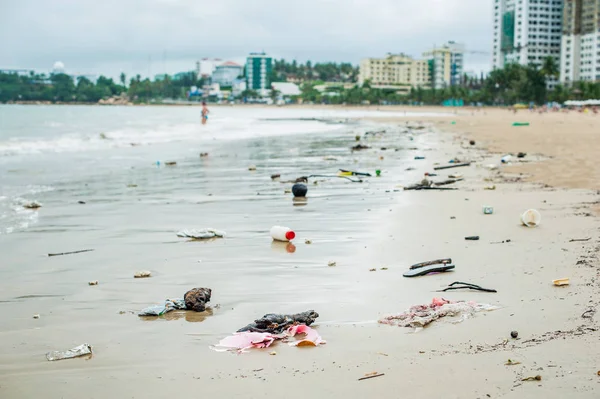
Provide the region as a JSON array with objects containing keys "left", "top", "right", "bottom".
[
  {"left": 540, "top": 56, "right": 559, "bottom": 82},
  {"left": 120, "top": 72, "right": 126, "bottom": 88}
]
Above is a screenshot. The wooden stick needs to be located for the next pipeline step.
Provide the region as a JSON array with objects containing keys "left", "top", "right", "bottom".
[
  {"left": 569, "top": 238, "right": 591, "bottom": 242},
  {"left": 410, "top": 258, "right": 452, "bottom": 270},
  {"left": 358, "top": 373, "right": 385, "bottom": 381},
  {"left": 433, "top": 162, "right": 471, "bottom": 170},
  {"left": 48, "top": 249, "right": 94, "bottom": 257}
]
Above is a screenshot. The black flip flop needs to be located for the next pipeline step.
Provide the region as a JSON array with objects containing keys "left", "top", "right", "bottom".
[{"left": 403, "top": 264, "right": 455, "bottom": 278}]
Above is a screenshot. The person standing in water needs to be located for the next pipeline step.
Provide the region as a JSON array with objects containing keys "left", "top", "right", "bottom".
[{"left": 201, "top": 102, "right": 209, "bottom": 125}]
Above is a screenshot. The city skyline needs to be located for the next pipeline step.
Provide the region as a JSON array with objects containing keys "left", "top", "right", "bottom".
[{"left": 0, "top": 0, "right": 493, "bottom": 80}]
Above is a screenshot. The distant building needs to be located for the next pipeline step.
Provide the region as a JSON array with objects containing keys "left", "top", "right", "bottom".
[
  {"left": 195, "top": 58, "right": 221, "bottom": 79},
  {"left": 561, "top": 0, "right": 600, "bottom": 84},
  {"left": 358, "top": 53, "right": 431, "bottom": 93},
  {"left": 271, "top": 82, "right": 301, "bottom": 97},
  {"left": 423, "top": 41, "right": 465, "bottom": 89},
  {"left": 212, "top": 61, "right": 243, "bottom": 87},
  {"left": 232, "top": 79, "right": 247, "bottom": 97},
  {"left": 52, "top": 61, "right": 65, "bottom": 74},
  {"left": 492, "top": 0, "right": 562, "bottom": 70},
  {"left": 246, "top": 53, "right": 273, "bottom": 94}
]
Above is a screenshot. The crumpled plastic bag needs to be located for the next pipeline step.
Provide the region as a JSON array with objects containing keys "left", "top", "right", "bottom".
[
  {"left": 286, "top": 324, "right": 326, "bottom": 347},
  {"left": 211, "top": 332, "right": 282, "bottom": 353},
  {"left": 177, "top": 229, "right": 226, "bottom": 239},
  {"left": 46, "top": 343, "right": 92, "bottom": 361},
  {"left": 138, "top": 298, "right": 186, "bottom": 316},
  {"left": 379, "top": 297, "right": 499, "bottom": 329}
]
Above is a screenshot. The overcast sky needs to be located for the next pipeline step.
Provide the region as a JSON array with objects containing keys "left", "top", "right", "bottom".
[{"left": 0, "top": 0, "right": 493, "bottom": 80}]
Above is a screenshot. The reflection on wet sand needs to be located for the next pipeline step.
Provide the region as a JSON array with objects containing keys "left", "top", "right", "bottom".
[
  {"left": 270, "top": 241, "right": 296, "bottom": 253},
  {"left": 139, "top": 307, "right": 214, "bottom": 322},
  {"left": 292, "top": 197, "right": 308, "bottom": 207}
]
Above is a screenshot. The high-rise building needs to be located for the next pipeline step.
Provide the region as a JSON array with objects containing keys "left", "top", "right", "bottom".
[
  {"left": 423, "top": 41, "right": 465, "bottom": 89},
  {"left": 358, "top": 53, "right": 431, "bottom": 93},
  {"left": 492, "top": 0, "right": 563, "bottom": 70},
  {"left": 212, "top": 61, "right": 243, "bottom": 87},
  {"left": 246, "top": 53, "right": 272, "bottom": 94},
  {"left": 560, "top": 0, "right": 600, "bottom": 83}
]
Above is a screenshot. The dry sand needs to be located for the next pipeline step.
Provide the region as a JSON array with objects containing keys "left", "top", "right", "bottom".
[{"left": 1, "top": 107, "right": 599, "bottom": 398}]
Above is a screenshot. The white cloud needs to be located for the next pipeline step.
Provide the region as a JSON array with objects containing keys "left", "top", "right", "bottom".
[{"left": 0, "top": 0, "right": 493, "bottom": 79}]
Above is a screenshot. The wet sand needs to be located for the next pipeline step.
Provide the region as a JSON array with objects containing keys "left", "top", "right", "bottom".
[{"left": 1, "top": 107, "right": 599, "bottom": 398}]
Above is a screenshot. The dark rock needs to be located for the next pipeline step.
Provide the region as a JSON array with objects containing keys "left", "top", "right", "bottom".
[
  {"left": 292, "top": 183, "right": 308, "bottom": 197},
  {"left": 469, "top": 140, "right": 476, "bottom": 145},
  {"left": 511, "top": 330, "right": 518, "bottom": 339},
  {"left": 184, "top": 287, "right": 212, "bottom": 312}
]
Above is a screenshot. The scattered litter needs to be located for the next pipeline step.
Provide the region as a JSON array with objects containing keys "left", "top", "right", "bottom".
[
  {"left": 505, "top": 359, "right": 521, "bottom": 366},
  {"left": 483, "top": 206, "right": 494, "bottom": 215},
  {"left": 23, "top": 201, "right": 42, "bottom": 209},
  {"left": 270, "top": 174, "right": 281, "bottom": 180},
  {"left": 414, "top": 156, "right": 425, "bottom": 160},
  {"left": 597, "top": 370, "right": 600, "bottom": 376},
  {"left": 177, "top": 228, "right": 226, "bottom": 239},
  {"left": 582, "top": 309, "right": 596, "bottom": 319},
  {"left": 212, "top": 332, "right": 281, "bottom": 353},
  {"left": 237, "top": 310, "right": 319, "bottom": 333},
  {"left": 569, "top": 237, "right": 590, "bottom": 242},
  {"left": 375, "top": 169, "right": 381, "bottom": 177},
  {"left": 292, "top": 183, "right": 307, "bottom": 198},
  {"left": 521, "top": 375, "right": 541, "bottom": 381},
  {"left": 469, "top": 140, "right": 475, "bottom": 145},
  {"left": 88, "top": 281, "right": 98, "bottom": 286},
  {"left": 200, "top": 152, "right": 209, "bottom": 157},
  {"left": 433, "top": 162, "right": 471, "bottom": 170},
  {"left": 410, "top": 258, "right": 452, "bottom": 270},
  {"left": 378, "top": 352, "right": 388, "bottom": 356},
  {"left": 465, "top": 236, "right": 480, "bottom": 241},
  {"left": 491, "top": 239, "right": 511, "bottom": 244},
  {"left": 46, "top": 344, "right": 92, "bottom": 361},
  {"left": 380, "top": 267, "right": 388, "bottom": 271},
  {"left": 284, "top": 189, "right": 292, "bottom": 194},
  {"left": 511, "top": 331, "right": 519, "bottom": 339},
  {"left": 501, "top": 155, "right": 512, "bottom": 164},
  {"left": 339, "top": 169, "right": 371, "bottom": 177},
  {"left": 270, "top": 351, "right": 277, "bottom": 356},
  {"left": 517, "top": 152, "right": 527, "bottom": 158},
  {"left": 486, "top": 164, "right": 499, "bottom": 170},
  {"left": 448, "top": 174, "right": 463, "bottom": 179},
  {"left": 78, "top": 201, "right": 86, "bottom": 204},
  {"left": 48, "top": 249, "right": 94, "bottom": 257},
  {"left": 438, "top": 281, "right": 497, "bottom": 293},
  {"left": 512, "top": 122, "right": 530, "bottom": 127},
  {"left": 369, "top": 268, "right": 376, "bottom": 272},
  {"left": 139, "top": 298, "right": 186, "bottom": 316},
  {"left": 127, "top": 184, "right": 138, "bottom": 188},
  {"left": 355, "top": 135, "right": 361, "bottom": 141},
  {"left": 184, "top": 287, "right": 212, "bottom": 312},
  {"left": 287, "top": 324, "right": 326, "bottom": 347},
  {"left": 33, "top": 314, "right": 40, "bottom": 319},
  {"left": 434, "top": 178, "right": 463, "bottom": 186},
  {"left": 248, "top": 165, "right": 257, "bottom": 171},
  {"left": 328, "top": 261, "right": 337, "bottom": 267},
  {"left": 305, "top": 239, "right": 312, "bottom": 244},
  {"left": 484, "top": 185, "right": 496, "bottom": 190},
  {"left": 379, "top": 298, "right": 499, "bottom": 329},
  {"left": 521, "top": 209, "right": 541, "bottom": 227},
  {"left": 552, "top": 278, "right": 570, "bottom": 287},
  {"left": 351, "top": 144, "right": 370, "bottom": 151},
  {"left": 134, "top": 271, "right": 152, "bottom": 278},
  {"left": 403, "top": 264, "right": 455, "bottom": 278},
  {"left": 165, "top": 161, "right": 177, "bottom": 166},
  {"left": 358, "top": 372, "right": 385, "bottom": 381},
  {"left": 270, "top": 226, "right": 295, "bottom": 242}
]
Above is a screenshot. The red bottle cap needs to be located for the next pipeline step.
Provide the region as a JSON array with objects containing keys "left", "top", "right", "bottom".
[{"left": 285, "top": 230, "right": 296, "bottom": 240}]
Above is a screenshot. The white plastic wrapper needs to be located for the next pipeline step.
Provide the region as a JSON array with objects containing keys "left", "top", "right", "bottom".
[
  {"left": 176, "top": 228, "right": 226, "bottom": 239},
  {"left": 46, "top": 343, "right": 92, "bottom": 361}
]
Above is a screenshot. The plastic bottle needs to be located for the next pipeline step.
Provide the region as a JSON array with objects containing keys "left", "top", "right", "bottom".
[
  {"left": 270, "top": 226, "right": 295, "bottom": 242},
  {"left": 501, "top": 155, "right": 512, "bottom": 163}
]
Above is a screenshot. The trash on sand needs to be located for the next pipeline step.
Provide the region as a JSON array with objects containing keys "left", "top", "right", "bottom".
[
  {"left": 284, "top": 189, "right": 292, "bottom": 194},
  {"left": 448, "top": 174, "right": 463, "bottom": 179},
  {"left": 23, "top": 201, "right": 42, "bottom": 209},
  {"left": 270, "top": 226, "right": 295, "bottom": 242},
  {"left": 177, "top": 228, "right": 226, "bottom": 239},
  {"left": 184, "top": 287, "right": 212, "bottom": 312},
  {"left": 46, "top": 343, "right": 92, "bottom": 361},
  {"left": 358, "top": 372, "right": 385, "bottom": 381},
  {"left": 486, "top": 164, "right": 499, "bottom": 170},
  {"left": 597, "top": 370, "right": 600, "bottom": 376},
  {"left": 33, "top": 314, "right": 40, "bottom": 319},
  {"left": 465, "top": 236, "right": 480, "bottom": 240},
  {"left": 484, "top": 185, "right": 496, "bottom": 190},
  {"left": 375, "top": 169, "right": 381, "bottom": 177},
  {"left": 212, "top": 332, "right": 281, "bottom": 353},
  {"left": 517, "top": 152, "right": 527, "bottom": 158},
  {"left": 552, "top": 278, "right": 570, "bottom": 287},
  {"left": 569, "top": 237, "right": 591, "bottom": 242},
  {"left": 512, "top": 122, "right": 530, "bottom": 127},
  {"left": 287, "top": 324, "right": 326, "bottom": 347},
  {"left": 305, "top": 239, "right": 312, "bottom": 244},
  {"left": 369, "top": 268, "right": 377, "bottom": 272},
  {"left": 127, "top": 184, "right": 138, "bottom": 188},
  {"left": 505, "top": 359, "right": 521, "bottom": 366},
  {"left": 469, "top": 140, "right": 475, "bottom": 145},
  {"left": 139, "top": 298, "right": 186, "bottom": 316},
  {"left": 438, "top": 281, "right": 497, "bottom": 293},
  {"left": 270, "top": 351, "right": 277, "bottom": 355},
  {"left": 328, "top": 261, "right": 337, "bottom": 267},
  {"left": 165, "top": 161, "right": 177, "bottom": 166},
  {"left": 271, "top": 174, "right": 281, "bottom": 180},
  {"left": 433, "top": 162, "right": 471, "bottom": 171},
  {"left": 434, "top": 178, "right": 463, "bottom": 186},
  {"left": 339, "top": 169, "right": 372, "bottom": 177},
  {"left": 379, "top": 298, "right": 499, "bottom": 329},
  {"left": 200, "top": 152, "right": 209, "bottom": 157},
  {"left": 521, "top": 375, "right": 541, "bottom": 381},
  {"left": 351, "top": 144, "right": 370, "bottom": 151},
  {"left": 88, "top": 280, "right": 98, "bottom": 286},
  {"left": 292, "top": 183, "right": 308, "bottom": 198},
  {"left": 48, "top": 249, "right": 94, "bottom": 257},
  {"left": 237, "top": 310, "right": 319, "bottom": 334},
  {"left": 355, "top": 135, "right": 361, "bottom": 141},
  {"left": 410, "top": 258, "right": 452, "bottom": 270},
  {"left": 78, "top": 200, "right": 86, "bottom": 204},
  {"left": 414, "top": 156, "right": 425, "bottom": 160},
  {"left": 483, "top": 206, "right": 494, "bottom": 215},
  {"left": 134, "top": 271, "right": 152, "bottom": 278},
  {"left": 403, "top": 264, "right": 455, "bottom": 278},
  {"left": 248, "top": 165, "right": 257, "bottom": 171},
  {"left": 501, "top": 155, "right": 512, "bottom": 164},
  {"left": 521, "top": 209, "right": 541, "bottom": 227},
  {"left": 511, "top": 330, "right": 519, "bottom": 338}
]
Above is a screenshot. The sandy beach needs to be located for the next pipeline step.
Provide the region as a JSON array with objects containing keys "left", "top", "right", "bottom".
[{"left": 0, "top": 105, "right": 598, "bottom": 398}]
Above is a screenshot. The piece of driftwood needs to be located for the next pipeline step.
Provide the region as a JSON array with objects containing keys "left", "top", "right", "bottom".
[
  {"left": 410, "top": 258, "right": 452, "bottom": 270},
  {"left": 358, "top": 373, "right": 385, "bottom": 381},
  {"left": 404, "top": 185, "right": 457, "bottom": 191},
  {"left": 433, "top": 162, "right": 471, "bottom": 170},
  {"left": 48, "top": 249, "right": 94, "bottom": 257},
  {"left": 569, "top": 238, "right": 591, "bottom": 242},
  {"left": 434, "top": 178, "right": 464, "bottom": 186}
]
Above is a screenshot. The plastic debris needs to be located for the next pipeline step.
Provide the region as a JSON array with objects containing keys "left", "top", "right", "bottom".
[
  {"left": 184, "top": 287, "right": 212, "bottom": 312},
  {"left": 552, "top": 278, "right": 570, "bottom": 287},
  {"left": 165, "top": 161, "right": 177, "bottom": 166},
  {"left": 271, "top": 174, "right": 281, "bottom": 180},
  {"left": 483, "top": 206, "right": 494, "bottom": 215},
  {"left": 305, "top": 239, "right": 312, "bottom": 244},
  {"left": 33, "top": 314, "right": 40, "bottom": 319},
  {"left": 433, "top": 162, "right": 471, "bottom": 171},
  {"left": 286, "top": 324, "right": 326, "bottom": 347},
  {"left": 270, "top": 226, "right": 295, "bottom": 242},
  {"left": 521, "top": 375, "right": 541, "bottom": 381},
  {"left": 465, "top": 236, "right": 480, "bottom": 240},
  {"left": 48, "top": 249, "right": 94, "bottom": 257},
  {"left": 505, "top": 359, "right": 521, "bottom": 366},
  {"left": 521, "top": 209, "right": 541, "bottom": 227},
  {"left": 501, "top": 155, "right": 512, "bottom": 164},
  {"left": 23, "top": 201, "right": 42, "bottom": 209},
  {"left": 177, "top": 228, "right": 226, "bottom": 239},
  {"left": 46, "top": 344, "right": 92, "bottom": 361},
  {"left": 351, "top": 144, "right": 370, "bottom": 151},
  {"left": 328, "top": 261, "right": 337, "bottom": 267},
  {"left": 212, "top": 332, "right": 281, "bottom": 353},
  {"left": 379, "top": 298, "right": 499, "bottom": 329},
  {"left": 517, "top": 152, "right": 527, "bottom": 158},
  {"left": 410, "top": 258, "right": 452, "bottom": 270},
  {"left": 138, "top": 298, "right": 186, "bottom": 316},
  {"left": 237, "top": 310, "right": 319, "bottom": 334},
  {"left": 484, "top": 185, "right": 496, "bottom": 190},
  {"left": 248, "top": 165, "right": 257, "bottom": 171},
  {"left": 88, "top": 280, "right": 98, "bottom": 286},
  {"left": 134, "top": 271, "right": 152, "bottom": 278},
  {"left": 270, "top": 351, "right": 277, "bottom": 356}
]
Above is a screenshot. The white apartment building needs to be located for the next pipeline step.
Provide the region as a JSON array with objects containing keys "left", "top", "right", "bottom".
[
  {"left": 423, "top": 41, "right": 465, "bottom": 89},
  {"left": 492, "top": 0, "right": 563, "bottom": 70},
  {"left": 560, "top": 0, "right": 600, "bottom": 84},
  {"left": 358, "top": 53, "right": 431, "bottom": 92}
]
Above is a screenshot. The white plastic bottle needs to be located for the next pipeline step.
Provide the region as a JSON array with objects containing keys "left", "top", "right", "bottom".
[{"left": 270, "top": 226, "right": 296, "bottom": 242}]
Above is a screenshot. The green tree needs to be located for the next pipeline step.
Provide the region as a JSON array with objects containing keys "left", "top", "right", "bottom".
[
  {"left": 540, "top": 56, "right": 559, "bottom": 82},
  {"left": 120, "top": 72, "right": 127, "bottom": 88}
]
